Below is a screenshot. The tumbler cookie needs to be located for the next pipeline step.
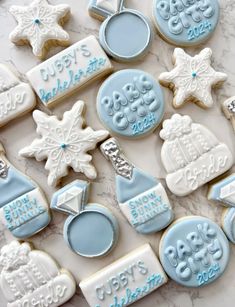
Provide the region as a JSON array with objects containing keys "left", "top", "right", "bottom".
[{"left": 222, "top": 96, "right": 235, "bottom": 133}]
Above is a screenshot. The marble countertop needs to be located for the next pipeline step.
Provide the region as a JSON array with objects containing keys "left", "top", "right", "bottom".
[{"left": 0, "top": 0, "right": 235, "bottom": 306}]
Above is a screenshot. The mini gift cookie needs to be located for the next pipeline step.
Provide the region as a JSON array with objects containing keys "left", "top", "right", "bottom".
[
  {"left": 51, "top": 180, "right": 119, "bottom": 258},
  {"left": 97, "top": 69, "right": 165, "bottom": 138},
  {"left": 88, "top": 0, "right": 152, "bottom": 62},
  {"left": 101, "top": 138, "right": 174, "bottom": 234},
  {"left": 152, "top": 0, "right": 220, "bottom": 46},
  {"left": 159, "top": 216, "right": 230, "bottom": 287},
  {"left": 0, "top": 64, "right": 35, "bottom": 127},
  {"left": 159, "top": 48, "right": 227, "bottom": 109},
  {"left": 223, "top": 96, "right": 235, "bottom": 133},
  {"left": 0, "top": 143, "right": 50, "bottom": 239},
  {"left": 222, "top": 208, "right": 235, "bottom": 244},
  {"left": 9, "top": 0, "right": 71, "bottom": 58},
  {"left": 80, "top": 244, "right": 167, "bottom": 306},
  {"left": 160, "top": 114, "right": 233, "bottom": 196},
  {"left": 19, "top": 101, "right": 109, "bottom": 187},
  {"left": 0, "top": 241, "right": 76, "bottom": 307}
]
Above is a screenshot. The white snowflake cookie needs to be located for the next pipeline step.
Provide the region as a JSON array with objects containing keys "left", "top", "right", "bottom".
[
  {"left": 223, "top": 96, "right": 235, "bottom": 133},
  {"left": 9, "top": 0, "right": 71, "bottom": 58},
  {"left": 159, "top": 48, "right": 227, "bottom": 109},
  {"left": 19, "top": 101, "right": 109, "bottom": 187}
]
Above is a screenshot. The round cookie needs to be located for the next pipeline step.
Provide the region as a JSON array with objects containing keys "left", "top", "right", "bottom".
[
  {"left": 159, "top": 216, "right": 230, "bottom": 287},
  {"left": 152, "top": 0, "right": 220, "bottom": 46},
  {"left": 97, "top": 69, "right": 165, "bottom": 138}
]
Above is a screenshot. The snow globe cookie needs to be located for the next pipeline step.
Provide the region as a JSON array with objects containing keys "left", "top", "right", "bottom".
[
  {"left": 159, "top": 216, "right": 230, "bottom": 287},
  {"left": 101, "top": 138, "right": 174, "bottom": 234},
  {"left": 222, "top": 96, "right": 235, "bottom": 133},
  {"left": 51, "top": 180, "right": 119, "bottom": 258},
  {"left": 97, "top": 69, "right": 165, "bottom": 138},
  {"left": 160, "top": 114, "right": 233, "bottom": 197},
  {"left": 222, "top": 208, "right": 235, "bottom": 244},
  {"left": 0, "top": 143, "right": 50, "bottom": 239},
  {"left": 88, "top": 0, "right": 152, "bottom": 62},
  {"left": 0, "top": 241, "right": 76, "bottom": 306},
  {"left": 152, "top": 0, "right": 220, "bottom": 46}
]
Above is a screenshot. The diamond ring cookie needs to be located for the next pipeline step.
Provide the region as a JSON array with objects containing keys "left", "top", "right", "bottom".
[
  {"left": 88, "top": 0, "right": 152, "bottom": 62},
  {"left": 159, "top": 216, "right": 230, "bottom": 287},
  {"left": 0, "top": 143, "right": 50, "bottom": 239},
  {"left": 160, "top": 114, "right": 233, "bottom": 197},
  {"left": 9, "top": 0, "right": 71, "bottom": 59},
  {"left": 19, "top": 101, "right": 109, "bottom": 187},
  {"left": 0, "top": 241, "right": 76, "bottom": 307},
  {"left": 222, "top": 208, "right": 235, "bottom": 244},
  {"left": 97, "top": 69, "right": 165, "bottom": 138},
  {"left": 159, "top": 48, "right": 227, "bottom": 109},
  {"left": 222, "top": 96, "right": 235, "bottom": 133},
  {"left": 51, "top": 180, "right": 119, "bottom": 258},
  {"left": 152, "top": 0, "right": 220, "bottom": 46},
  {"left": 101, "top": 138, "right": 174, "bottom": 234}
]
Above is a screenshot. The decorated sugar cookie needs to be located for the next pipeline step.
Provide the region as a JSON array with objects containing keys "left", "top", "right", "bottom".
[
  {"left": 159, "top": 216, "right": 230, "bottom": 287},
  {"left": 152, "top": 0, "right": 220, "bottom": 46},
  {"left": 159, "top": 48, "right": 227, "bottom": 109},
  {"left": 0, "top": 64, "right": 35, "bottom": 127},
  {"left": 0, "top": 241, "right": 76, "bottom": 307},
  {"left": 97, "top": 69, "right": 165, "bottom": 138},
  {"left": 88, "top": 0, "right": 152, "bottom": 62},
  {"left": 101, "top": 138, "right": 174, "bottom": 234},
  {"left": 9, "top": 0, "right": 71, "bottom": 58},
  {"left": 0, "top": 143, "right": 50, "bottom": 239},
  {"left": 80, "top": 244, "right": 167, "bottom": 306},
  {"left": 26, "top": 36, "right": 113, "bottom": 107},
  {"left": 19, "top": 101, "right": 109, "bottom": 187},
  {"left": 160, "top": 114, "right": 233, "bottom": 196},
  {"left": 223, "top": 96, "right": 235, "bottom": 133},
  {"left": 222, "top": 208, "right": 235, "bottom": 244},
  {"left": 51, "top": 180, "right": 119, "bottom": 258}
]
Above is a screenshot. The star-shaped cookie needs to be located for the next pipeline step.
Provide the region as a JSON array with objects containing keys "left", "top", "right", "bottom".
[
  {"left": 19, "top": 101, "right": 109, "bottom": 187},
  {"left": 159, "top": 48, "right": 227, "bottom": 109},
  {"left": 9, "top": 0, "right": 71, "bottom": 58}
]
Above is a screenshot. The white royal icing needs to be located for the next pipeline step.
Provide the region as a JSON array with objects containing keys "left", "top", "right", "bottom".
[
  {"left": 19, "top": 101, "right": 109, "bottom": 187},
  {"left": 9, "top": 0, "right": 70, "bottom": 58},
  {"left": 79, "top": 244, "right": 167, "bottom": 307},
  {"left": 57, "top": 186, "right": 84, "bottom": 214},
  {"left": 160, "top": 114, "right": 233, "bottom": 196},
  {"left": 223, "top": 96, "right": 235, "bottom": 133},
  {"left": 96, "top": 0, "right": 120, "bottom": 13},
  {"left": 159, "top": 48, "right": 227, "bottom": 108},
  {"left": 0, "top": 241, "right": 76, "bottom": 307},
  {"left": 220, "top": 182, "right": 235, "bottom": 205}
]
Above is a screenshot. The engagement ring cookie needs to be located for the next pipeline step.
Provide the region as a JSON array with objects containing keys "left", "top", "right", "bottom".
[
  {"left": 0, "top": 143, "right": 50, "bottom": 238},
  {"left": 160, "top": 114, "right": 233, "bottom": 197},
  {"left": 222, "top": 208, "right": 235, "bottom": 244},
  {"left": 9, "top": 0, "right": 70, "bottom": 58},
  {"left": 88, "top": 0, "right": 152, "bottom": 62},
  {"left": 159, "top": 216, "right": 230, "bottom": 287},
  {"left": 0, "top": 64, "right": 35, "bottom": 127},
  {"left": 97, "top": 69, "right": 165, "bottom": 138},
  {"left": 152, "top": 0, "right": 220, "bottom": 46},
  {"left": 101, "top": 138, "right": 174, "bottom": 234},
  {"left": 159, "top": 48, "right": 227, "bottom": 109},
  {"left": 51, "top": 180, "right": 119, "bottom": 258},
  {"left": 19, "top": 101, "right": 109, "bottom": 187},
  {"left": 222, "top": 96, "right": 235, "bottom": 133},
  {"left": 80, "top": 244, "right": 167, "bottom": 306},
  {"left": 26, "top": 35, "right": 113, "bottom": 107},
  {"left": 0, "top": 241, "right": 76, "bottom": 307}
]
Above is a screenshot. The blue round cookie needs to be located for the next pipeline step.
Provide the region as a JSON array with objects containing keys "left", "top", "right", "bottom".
[
  {"left": 97, "top": 69, "right": 165, "bottom": 138},
  {"left": 152, "top": 0, "right": 220, "bottom": 46},
  {"left": 159, "top": 216, "right": 230, "bottom": 287}
]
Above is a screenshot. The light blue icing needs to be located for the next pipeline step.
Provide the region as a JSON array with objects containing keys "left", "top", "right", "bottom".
[
  {"left": 99, "top": 10, "right": 152, "bottom": 62},
  {"left": 222, "top": 208, "right": 235, "bottom": 244},
  {"left": 97, "top": 69, "right": 165, "bottom": 138},
  {"left": 153, "top": 0, "right": 220, "bottom": 46},
  {"left": 160, "top": 216, "right": 230, "bottom": 287}
]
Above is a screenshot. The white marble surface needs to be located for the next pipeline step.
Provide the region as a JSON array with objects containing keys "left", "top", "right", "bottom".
[{"left": 0, "top": 0, "right": 235, "bottom": 306}]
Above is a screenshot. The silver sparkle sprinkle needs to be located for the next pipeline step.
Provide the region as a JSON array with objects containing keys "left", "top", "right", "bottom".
[
  {"left": 228, "top": 100, "right": 235, "bottom": 113},
  {"left": 0, "top": 159, "right": 9, "bottom": 179}
]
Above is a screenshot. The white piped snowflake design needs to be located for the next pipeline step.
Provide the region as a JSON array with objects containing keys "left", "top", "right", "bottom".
[
  {"left": 9, "top": 0, "right": 70, "bottom": 58},
  {"left": 19, "top": 101, "right": 109, "bottom": 187},
  {"left": 159, "top": 48, "right": 227, "bottom": 109}
]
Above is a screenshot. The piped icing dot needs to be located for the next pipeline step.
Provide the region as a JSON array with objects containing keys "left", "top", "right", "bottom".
[
  {"left": 60, "top": 143, "right": 68, "bottom": 149},
  {"left": 192, "top": 72, "right": 197, "bottom": 78},
  {"left": 34, "top": 18, "right": 41, "bottom": 24}
]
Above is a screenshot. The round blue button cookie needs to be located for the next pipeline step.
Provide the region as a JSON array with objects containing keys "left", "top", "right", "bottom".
[
  {"left": 152, "top": 0, "right": 220, "bottom": 46},
  {"left": 159, "top": 216, "right": 230, "bottom": 287},
  {"left": 97, "top": 69, "right": 165, "bottom": 138}
]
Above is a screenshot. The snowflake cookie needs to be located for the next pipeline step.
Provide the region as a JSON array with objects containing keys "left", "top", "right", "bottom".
[
  {"left": 223, "top": 96, "right": 235, "bottom": 133},
  {"left": 9, "top": 0, "right": 71, "bottom": 58},
  {"left": 159, "top": 48, "right": 227, "bottom": 109},
  {"left": 19, "top": 101, "right": 109, "bottom": 187}
]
